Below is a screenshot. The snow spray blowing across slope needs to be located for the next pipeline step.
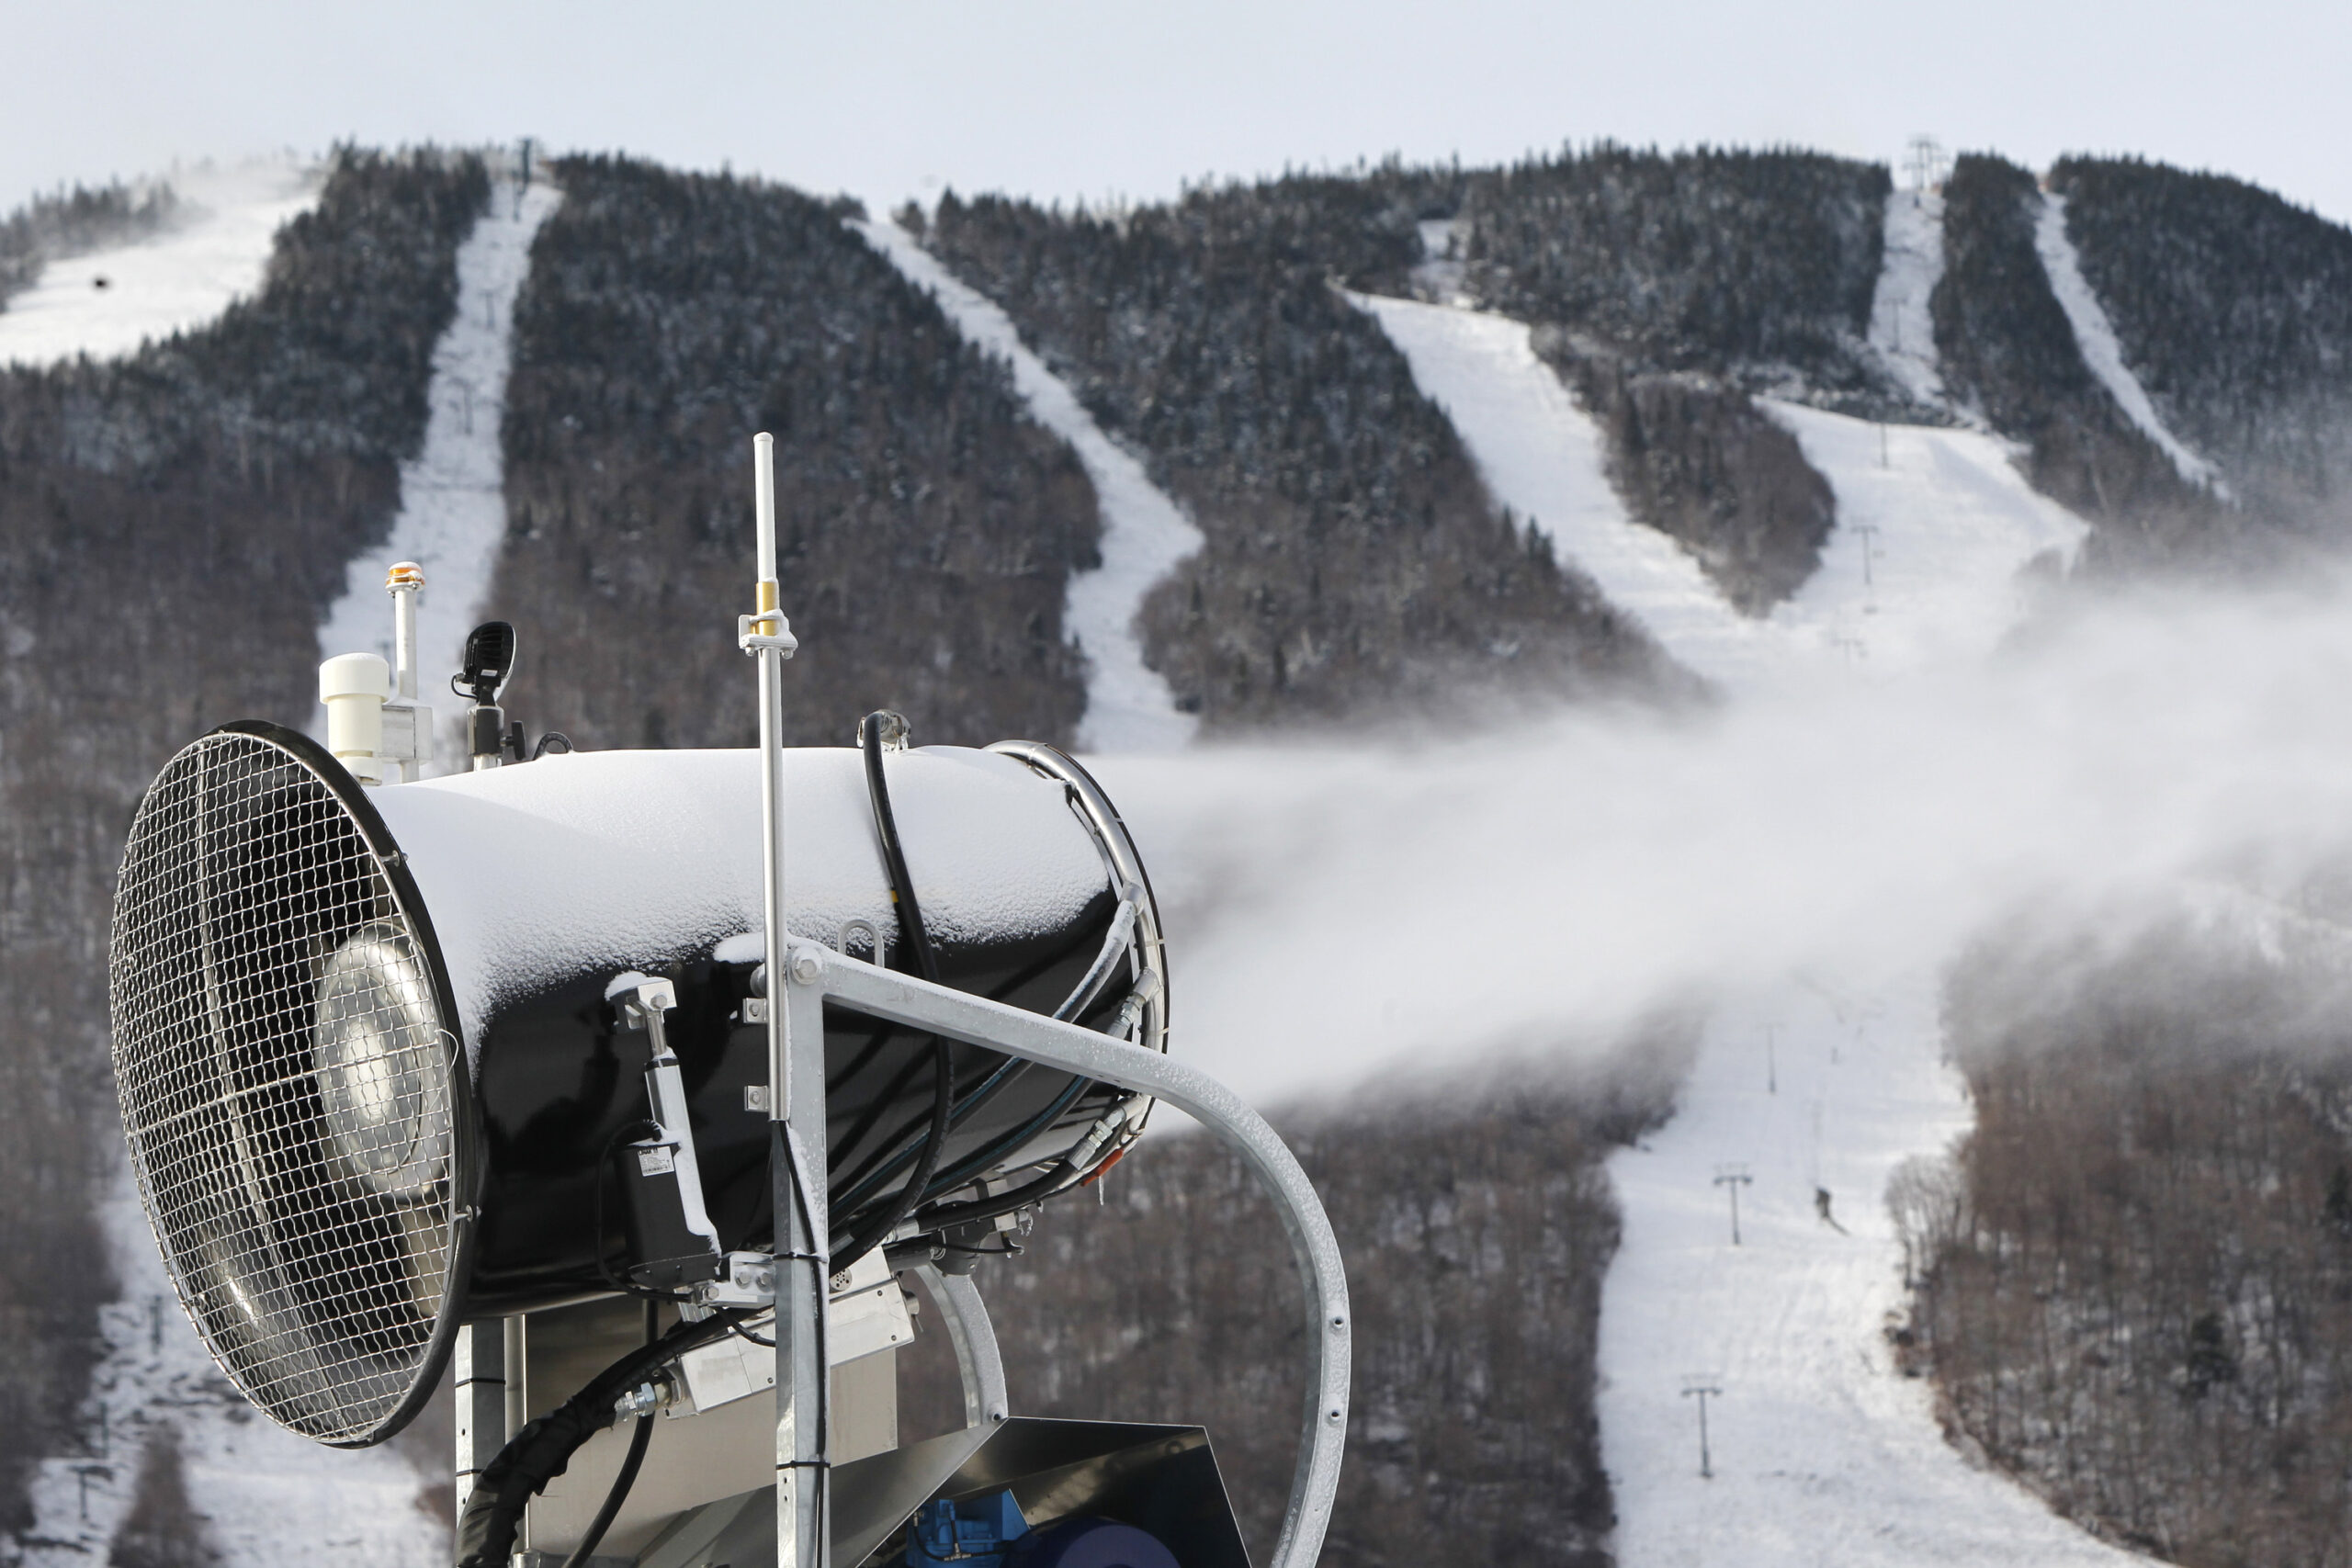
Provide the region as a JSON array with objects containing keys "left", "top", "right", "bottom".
[{"left": 1092, "top": 574, "right": 2352, "bottom": 1108}]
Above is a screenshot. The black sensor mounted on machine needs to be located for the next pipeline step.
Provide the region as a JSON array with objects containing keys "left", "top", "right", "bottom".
[
  {"left": 454, "top": 621, "right": 516, "bottom": 769},
  {"left": 456, "top": 620, "right": 516, "bottom": 706}
]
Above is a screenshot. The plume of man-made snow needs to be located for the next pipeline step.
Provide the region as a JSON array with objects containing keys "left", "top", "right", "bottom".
[
  {"left": 317, "top": 173, "right": 559, "bottom": 764},
  {"left": 1355, "top": 293, "right": 2085, "bottom": 691},
  {"left": 1092, "top": 566, "right": 2352, "bottom": 1563},
  {"left": 851, "top": 217, "right": 1200, "bottom": 754},
  {"left": 1868, "top": 187, "right": 1950, "bottom": 408},
  {"left": 2036, "top": 193, "right": 2232, "bottom": 497},
  {"left": 1091, "top": 573, "right": 2352, "bottom": 1111},
  {"left": 0, "top": 158, "right": 319, "bottom": 367},
  {"left": 17, "top": 1183, "right": 439, "bottom": 1568}
]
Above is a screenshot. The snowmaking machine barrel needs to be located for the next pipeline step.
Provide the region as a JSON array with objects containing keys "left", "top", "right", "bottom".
[{"left": 106, "top": 721, "right": 1163, "bottom": 1448}]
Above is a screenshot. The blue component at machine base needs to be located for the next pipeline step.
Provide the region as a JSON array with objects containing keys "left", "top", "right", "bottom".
[
  {"left": 906, "top": 1492, "right": 1183, "bottom": 1568},
  {"left": 908, "top": 1491, "right": 1030, "bottom": 1566}
]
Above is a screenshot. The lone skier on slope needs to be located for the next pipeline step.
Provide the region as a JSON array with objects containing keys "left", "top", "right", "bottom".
[{"left": 1815, "top": 1187, "right": 1849, "bottom": 1235}]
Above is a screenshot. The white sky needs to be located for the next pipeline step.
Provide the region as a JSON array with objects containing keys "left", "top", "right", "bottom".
[{"left": 6, "top": 0, "right": 2346, "bottom": 226}]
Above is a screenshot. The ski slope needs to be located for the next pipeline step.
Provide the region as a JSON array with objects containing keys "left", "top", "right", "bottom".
[
  {"left": 0, "top": 159, "right": 319, "bottom": 367},
  {"left": 16, "top": 1179, "right": 438, "bottom": 1568},
  {"left": 2034, "top": 194, "right": 2230, "bottom": 497},
  {"left": 1869, "top": 190, "right": 1949, "bottom": 409},
  {"left": 1356, "top": 293, "right": 2085, "bottom": 691},
  {"left": 17, "top": 166, "right": 560, "bottom": 1568},
  {"left": 317, "top": 171, "right": 560, "bottom": 768},
  {"left": 1764, "top": 400, "right": 2086, "bottom": 671},
  {"left": 1353, "top": 292, "right": 1781, "bottom": 686},
  {"left": 1598, "top": 976, "right": 2153, "bottom": 1568},
  {"left": 1349, "top": 286, "right": 2146, "bottom": 1565},
  {"left": 851, "top": 217, "right": 1200, "bottom": 754}
]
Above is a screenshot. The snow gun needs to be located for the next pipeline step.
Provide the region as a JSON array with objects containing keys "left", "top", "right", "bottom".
[{"left": 104, "top": 434, "right": 1348, "bottom": 1568}]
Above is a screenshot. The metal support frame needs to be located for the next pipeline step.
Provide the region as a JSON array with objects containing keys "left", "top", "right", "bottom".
[
  {"left": 452, "top": 1321, "right": 507, "bottom": 1517},
  {"left": 744, "top": 434, "right": 828, "bottom": 1568},
  {"left": 791, "top": 943, "right": 1351, "bottom": 1568},
  {"left": 910, "top": 1265, "right": 1009, "bottom": 1429},
  {"left": 735, "top": 434, "right": 1340, "bottom": 1568}
]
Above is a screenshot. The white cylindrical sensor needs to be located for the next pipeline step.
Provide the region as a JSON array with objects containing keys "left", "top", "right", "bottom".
[{"left": 320, "top": 652, "right": 391, "bottom": 784}]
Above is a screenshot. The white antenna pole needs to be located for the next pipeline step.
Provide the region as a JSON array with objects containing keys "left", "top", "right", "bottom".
[
  {"left": 389, "top": 563, "right": 421, "bottom": 701},
  {"left": 385, "top": 561, "right": 424, "bottom": 783},
  {"left": 755, "top": 431, "right": 778, "bottom": 583},
  {"left": 741, "top": 432, "right": 823, "bottom": 1568}
]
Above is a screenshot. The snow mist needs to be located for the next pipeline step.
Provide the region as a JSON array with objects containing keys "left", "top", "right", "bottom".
[{"left": 1091, "top": 573, "right": 2352, "bottom": 1107}]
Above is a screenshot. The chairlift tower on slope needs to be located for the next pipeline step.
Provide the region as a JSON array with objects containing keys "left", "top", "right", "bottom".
[{"left": 103, "top": 435, "right": 1350, "bottom": 1568}]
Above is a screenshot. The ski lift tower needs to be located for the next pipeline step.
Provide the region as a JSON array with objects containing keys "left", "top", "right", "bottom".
[{"left": 1905, "top": 135, "right": 1948, "bottom": 197}]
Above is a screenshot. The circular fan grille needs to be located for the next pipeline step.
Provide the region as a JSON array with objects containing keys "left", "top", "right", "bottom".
[{"left": 108, "top": 725, "right": 467, "bottom": 1445}]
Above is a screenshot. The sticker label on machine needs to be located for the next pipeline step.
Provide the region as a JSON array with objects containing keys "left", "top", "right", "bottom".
[{"left": 667, "top": 1249, "right": 912, "bottom": 1417}]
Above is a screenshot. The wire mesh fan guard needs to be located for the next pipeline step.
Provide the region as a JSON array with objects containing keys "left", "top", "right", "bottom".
[{"left": 108, "top": 723, "right": 471, "bottom": 1445}]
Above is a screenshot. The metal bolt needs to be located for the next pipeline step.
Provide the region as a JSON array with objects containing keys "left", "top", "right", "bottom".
[{"left": 788, "top": 947, "right": 823, "bottom": 986}]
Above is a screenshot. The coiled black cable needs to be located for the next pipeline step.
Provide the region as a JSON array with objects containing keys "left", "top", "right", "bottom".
[
  {"left": 452, "top": 1308, "right": 746, "bottom": 1568},
  {"left": 827, "top": 907, "right": 1132, "bottom": 1221},
  {"left": 559, "top": 1299, "right": 660, "bottom": 1568},
  {"left": 827, "top": 711, "right": 954, "bottom": 1271}
]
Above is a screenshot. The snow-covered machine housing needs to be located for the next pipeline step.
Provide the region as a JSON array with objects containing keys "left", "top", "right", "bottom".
[
  {"left": 111, "top": 731, "right": 1156, "bottom": 1430},
  {"left": 106, "top": 437, "right": 1348, "bottom": 1568}
]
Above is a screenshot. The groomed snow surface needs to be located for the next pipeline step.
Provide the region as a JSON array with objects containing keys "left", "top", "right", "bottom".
[
  {"left": 1868, "top": 189, "right": 1950, "bottom": 409},
  {"left": 1600, "top": 976, "right": 2152, "bottom": 1568},
  {"left": 1345, "top": 288, "right": 2143, "bottom": 1565},
  {"left": 850, "top": 218, "right": 1201, "bottom": 754},
  {"left": 16, "top": 1181, "right": 439, "bottom": 1568},
  {"left": 317, "top": 172, "right": 560, "bottom": 766},
  {"left": 0, "top": 159, "right": 321, "bottom": 367},
  {"left": 1355, "top": 293, "right": 2086, "bottom": 692},
  {"left": 2034, "top": 194, "right": 2231, "bottom": 498},
  {"left": 1766, "top": 400, "right": 2086, "bottom": 674}
]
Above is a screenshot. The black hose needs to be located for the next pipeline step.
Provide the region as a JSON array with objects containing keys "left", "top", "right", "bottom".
[
  {"left": 452, "top": 1310, "right": 745, "bottom": 1568},
  {"left": 828, "top": 913, "right": 1131, "bottom": 1219},
  {"left": 911, "top": 1153, "right": 1082, "bottom": 1239},
  {"left": 860, "top": 713, "right": 941, "bottom": 987},
  {"left": 827, "top": 712, "right": 953, "bottom": 1271},
  {"left": 560, "top": 1301, "right": 659, "bottom": 1568}
]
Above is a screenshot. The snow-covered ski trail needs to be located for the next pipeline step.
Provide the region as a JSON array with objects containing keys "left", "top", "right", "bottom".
[
  {"left": 1352, "top": 292, "right": 1778, "bottom": 687},
  {"left": 1599, "top": 975, "right": 2154, "bottom": 1568},
  {"left": 1762, "top": 401, "right": 2087, "bottom": 671},
  {"left": 11, "top": 166, "right": 561, "bottom": 1568},
  {"left": 1362, "top": 285, "right": 2137, "bottom": 1562},
  {"left": 2034, "top": 194, "right": 2230, "bottom": 497},
  {"left": 850, "top": 217, "right": 1200, "bottom": 754},
  {"left": 317, "top": 169, "right": 559, "bottom": 766},
  {"left": 15, "top": 1183, "right": 440, "bottom": 1568},
  {"left": 1357, "top": 294, "right": 2086, "bottom": 690},
  {"left": 0, "top": 158, "right": 322, "bottom": 368},
  {"left": 1868, "top": 189, "right": 1949, "bottom": 409}
]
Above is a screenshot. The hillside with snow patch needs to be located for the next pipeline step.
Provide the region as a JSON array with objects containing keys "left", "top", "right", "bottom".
[
  {"left": 1598, "top": 975, "right": 2153, "bottom": 1568},
  {"left": 851, "top": 217, "right": 1199, "bottom": 753},
  {"left": 1358, "top": 293, "right": 2085, "bottom": 690},
  {"left": 17, "top": 1190, "right": 438, "bottom": 1568},
  {"left": 0, "top": 159, "right": 319, "bottom": 367},
  {"left": 317, "top": 167, "right": 560, "bottom": 767},
  {"left": 2034, "top": 194, "right": 2231, "bottom": 497}
]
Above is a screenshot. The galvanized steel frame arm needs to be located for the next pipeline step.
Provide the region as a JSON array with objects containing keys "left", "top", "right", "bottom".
[
  {"left": 790, "top": 944, "right": 1351, "bottom": 1568},
  {"left": 910, "top": 1263, "right": 1010, "bottom": 1429}
]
